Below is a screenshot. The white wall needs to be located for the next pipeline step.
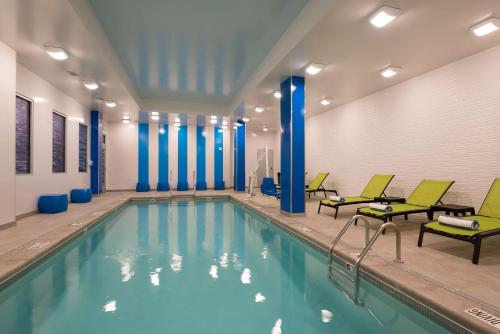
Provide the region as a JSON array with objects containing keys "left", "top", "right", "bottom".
[
  {"left": 0, "top": 41, "right": 16, "bottom": 226},
  {"left": 15, "top": 64, "right": 90, "bottom": 216},
  {"left": 305, "top": 44, "right": 500, "bottom": 209},
  {"left": 106, "top": 123, "right": 232, "bottom": 190}
]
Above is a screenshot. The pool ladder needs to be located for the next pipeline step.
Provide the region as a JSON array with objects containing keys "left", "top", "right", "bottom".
[{"left": 328, "top": 215, "right": 403, "bottom": 304}]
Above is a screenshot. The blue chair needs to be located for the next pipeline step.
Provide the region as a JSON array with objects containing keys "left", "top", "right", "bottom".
[
  {"left": 70, "top": 188, "right": 92, "bottom": 203},
  {"left": 260, "top": 177, "right": 280, "bottom": 198},
  {"left": 38, "top": 194, "right": 68, "bottom": 214}
]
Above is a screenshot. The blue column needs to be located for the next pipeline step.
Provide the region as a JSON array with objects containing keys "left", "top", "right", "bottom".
[
  {"left": 177, "top": 125, "right": 189, "bottom": 191},
  {"left": 280, "top": 76, "right": 305, "bottom": 215},
  {"left": 90, "top": 110, "right": 103, "bottom": 194},
  {"left": 233, "top": 120, "right": 245, "bottom": 191},
  {"left": 196, "top": 126, "right": 207, "bottom": 190},
  {"left": 136, "top": 123, "right": 150, "bottom": 192},
  {"left": 157, "top": 124, "right": 170, "bottom": 191},
  {"left": 214, "top": 127, "right": 225, "bottom": 190}
]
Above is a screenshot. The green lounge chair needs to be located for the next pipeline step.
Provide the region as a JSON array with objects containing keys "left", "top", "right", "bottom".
[
  {"left": 305, "top": 172, "right": 335, "bottom": 198},
  {"left": 357, "top": 179, "right": 455, "bottom": 223},
  {"left": 318, "top": 174, "right": 395, "bottom": 219},
  {"left": 418, "top": 178, "right": 500, "bottom": 264}
]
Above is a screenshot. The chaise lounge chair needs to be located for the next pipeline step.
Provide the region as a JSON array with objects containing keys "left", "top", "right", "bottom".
[
  {"left": 318, "top": 174, "right": 395, "bottom": 219},
  {"left": 306, "top": 172, "right": 335, "bottom": 198},
  {"left": 418, "top": 178, "right": 500, "bottom": 264},
  {"left": 357, "top": 179, "right": 455, "bottom": 223}
]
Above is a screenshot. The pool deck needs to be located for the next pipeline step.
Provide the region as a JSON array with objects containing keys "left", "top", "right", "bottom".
[{"left": 0, "top": 190, "right": 499, "bottom": 333}]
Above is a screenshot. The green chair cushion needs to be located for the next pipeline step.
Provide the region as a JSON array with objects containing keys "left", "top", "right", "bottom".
[
  {"left": 479, "top": 178, "right": 500, "bottom": 219},
  {"left": 360, "top": 174, "right": 395, "bottom": 198},
  {"left": 358, "top": 203, "right": 427, "bottom": 217},
  {"left": 321, "top": 197, "right": 372, "bottom": 206},
  {"left": 406, "top": 179, "right": 454, "bottom": 207},
  {"left": 307, "top": 172, "right": 329, "bottom": 191},
  {"left": 425, "top": 215, "right": 500, "bottom": 237}
]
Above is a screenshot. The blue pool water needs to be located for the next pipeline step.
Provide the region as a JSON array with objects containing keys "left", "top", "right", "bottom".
[{"left": 0, "top": 199, "right": 452, "bottom": 334}]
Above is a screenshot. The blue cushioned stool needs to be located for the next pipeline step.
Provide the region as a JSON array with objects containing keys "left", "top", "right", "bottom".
[
  {"left": 38, "top": 194, "right": 68, "bottom": 214},
  {"left": 70, "top": 188, "right": 92, "bottom": 203}
]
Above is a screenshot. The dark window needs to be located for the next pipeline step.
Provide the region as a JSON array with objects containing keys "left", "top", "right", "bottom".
[
  {"left": 52, "top": 112, "right": 66, "bottom": 173},
  {"left": 16, "top": 96, "right": 31, "bottom": 174},
  {"left": 79, "top": 123, "right": 87, "bottom": 172}
]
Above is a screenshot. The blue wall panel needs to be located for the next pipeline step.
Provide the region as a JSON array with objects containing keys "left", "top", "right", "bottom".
[
  {"left": 158, "top": 124, "right": 170, "bottom": 191},
  {"left": 136, "top": 123, "right": 150, "bottom": 192},
  {"left": 90, "top": 110, "right": 102, "bottom": 194},
  {"left": 214, "top": 127, "right": 225, "bottom": 190},
  {"left": 196, "top": 126, "right": 207, "bottom": 190},
  {"left": 233, "top": 121, "right": 245, "bottom": 192},
  {"left": 280, "top": 76, "right": 305, "bottom": 214},
  {"left": 177, "top": 125, "right": 189, "bottom": 191}
]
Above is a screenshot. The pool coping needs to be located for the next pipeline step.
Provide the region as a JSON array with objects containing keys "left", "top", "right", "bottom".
[{"left": 0, "top": 192, "right": 497, "bottom": 334}]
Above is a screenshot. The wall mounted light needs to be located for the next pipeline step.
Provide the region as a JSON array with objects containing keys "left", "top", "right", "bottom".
[
  {"left": 105, "top": 100, "right": 116, "bottom": 108},
  {"left": 255, "top": 107, "right": 264, "bottom": 113},
  {"left": 471, "top": 17, "right": 500, "bottom": 37},
  {"left": 82, "top": 81, "right": 99, "bottom": 90},
  {"left": 369, "top": 6, "right": 401, "bottom": 28},
  {"left": 273, "top": 91, "right": 282, "bottom": 99},
  {"left": 305, "top": 63, "right": 324, "bottom": 75},
  {"left": 45, "top": 46, "right": 69, "bottom": 61},
  {"left": 320, "top": 98, "right": 333, "bottom": 106},
  {"left": 242, "top": 117, "right": 250, "bottom": 122},
  {"left": 380, "top": 66, "right": 401, "bottom": 78}
]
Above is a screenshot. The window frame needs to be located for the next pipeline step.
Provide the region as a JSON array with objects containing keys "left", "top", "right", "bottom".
[
  {"left": 78, "top": 122, "right": 88, "bottom": 173},
  {"left": 15, "top": 94, "right": 33, "bottom": 175},
  {"left": 52, "top": 110, "right": 67, "bottom": 174}
]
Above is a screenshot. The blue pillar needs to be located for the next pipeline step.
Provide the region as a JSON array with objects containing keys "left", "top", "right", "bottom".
[
  {"left": 90, "top": 110, "right": 103, "bottom": 194},
  {"left": 214, "top": 127, "right": 225, "bottom": 190},
  {"left": 136, "top": 123, "right": 150, "bottom": 192},
  {"left": 196, "top": 126, "right": 207, "bottom": 190},
  {"left": 280, "top": 76, "right": 305, "bottom": 215},
  {"left": 177, "top": 125, "right": 189, "bottom": 191},
  {"left": 233, "top": 120, "right": 245, "bottom": 192},
  {"left": 157, "top": 124, "right": 170, "bottom": 191}
]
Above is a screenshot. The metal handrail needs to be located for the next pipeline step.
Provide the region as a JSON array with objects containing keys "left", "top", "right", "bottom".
[
  {"left": 169, "top": 171, "right": 173, "bottom": 196},
  {"left": 352, "top": 222, "right": 403, "bottom": 302},
  {"left": 328, "top": 215, "right": 371, "bottom": 268},
  {"left": 193, "top": 170, "right": 196, "bottom": 195}
]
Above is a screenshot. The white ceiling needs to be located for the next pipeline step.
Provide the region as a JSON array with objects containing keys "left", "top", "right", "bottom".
[{"left": 244, "top": 0, "right": 500, "bottom": 133}]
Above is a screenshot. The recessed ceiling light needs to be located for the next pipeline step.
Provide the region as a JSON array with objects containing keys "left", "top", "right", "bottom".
[
  {"left": 471, "top": 18, "right": 500, "bottom": 37},
  {"left": 255, "top": 107, "right": 264, "bottom": 113},
  {"left": 210, "top": 119, "right": 217, "bottom": 124},
  {"left": 262, "top": 127, "right": 269, "bottom": 132},
  {"left": 122, "top": 115, "right": 130, "bottom": 120},
  {"left": 320, "top": 98, "right": 333, "bottom": 106},
  {"left": 151, "top": 111, "right": 159, "bottom": 116},
  {"left": 105, "top": 100, "right": 116, "bottom": 108},
  {"left": 82, "top": 81, "right": 99, "bottom": 90},
  {"left": 380, "top": 66, "right": 400, "bottom": 78},
  {"left": 273, "top": 91, "right": 282, "bottom": 99},
  {"left": 151, "top": 115, "right": 159, "bottom": 121},
  {"left": 242, "top": 117, "right": 250, "bottom": 122},
  {"left": 45, "top": 46, "right": 69, "bottom": 61},
  {"left": 122, "top": 119, "right": 130, "bottom": 124},
  {"left": 305, "top": 63, "right": 324, "bottom": 75},
  {"left": 369, "top": 6, "right": 401, "bottom": 28}
]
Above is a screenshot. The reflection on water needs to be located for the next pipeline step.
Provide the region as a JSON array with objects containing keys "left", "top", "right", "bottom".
[{"left": 0, "top": 200, "right": 452, "bottom": 334}]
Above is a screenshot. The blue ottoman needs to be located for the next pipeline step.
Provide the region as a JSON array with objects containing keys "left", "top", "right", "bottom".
[
  {"left": 70, "top": 188, "right": 92, "bottom": 203},
  {"left": 38, "top": 194, "right": 68, "bottom": 214}
]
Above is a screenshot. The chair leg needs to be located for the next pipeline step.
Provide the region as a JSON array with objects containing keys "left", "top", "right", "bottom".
[
  {"left": 404, "top": 214, "right": 408, "bottom": 220},
  {"left": 334, "top": 208, "right": 338, "bottom": 219},
  {"left": 318, "top": 203, "right": 322, "bottom": 214},
  {"left": 417, "top": 224, "right": 425, "bottom": 247},
  {"left": 472, "top": 238, "right": 482, "bottom": 265},
  {"left": 323, "top": 189, "right": 327, "bottom": 198},
  {"left": 427, "top": 211, "right": 434, "bottom": 220}
]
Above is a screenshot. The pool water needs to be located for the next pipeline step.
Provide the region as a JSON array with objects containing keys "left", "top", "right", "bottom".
[{"left": 0, "top": 199, "right": 452, "bottom": 334}]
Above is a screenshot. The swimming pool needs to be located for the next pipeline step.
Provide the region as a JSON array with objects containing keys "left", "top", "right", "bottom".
[{"left": 0, "top": 199, "right": 453, "bottom": 333}]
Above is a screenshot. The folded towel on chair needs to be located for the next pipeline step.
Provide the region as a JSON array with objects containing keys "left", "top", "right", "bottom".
[
  {"left": 438, "top": 215, "right": 479, "bottom": 231},
  {"left": 329, "top": 195, "right": 345, "bottom": 202},
  {"left": 369, "top": 203, "right": 393, "bottom": 212}
]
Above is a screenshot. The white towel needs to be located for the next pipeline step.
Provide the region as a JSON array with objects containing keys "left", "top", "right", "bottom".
[
  {"left": 438, "top": 215, "right": 479, "bottom": 231},
  {"left": 369, "top": 203, "right": 393, "bottom": 212},
  {"left": 329, "top": 195, "right": 345, "bottom": 202}
]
